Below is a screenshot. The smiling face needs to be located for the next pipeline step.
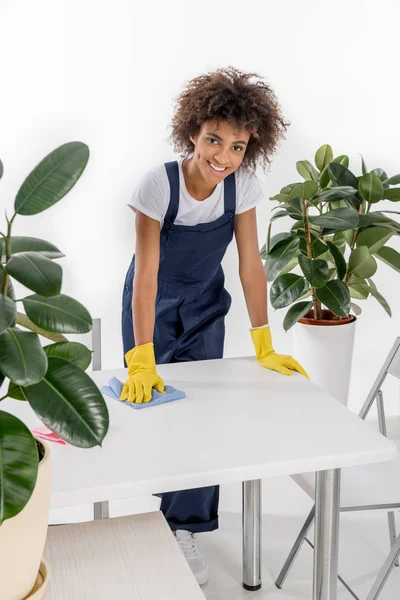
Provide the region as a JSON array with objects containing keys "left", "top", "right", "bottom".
[{"left": 189, "top": 120, "right": 251, "bottom": 184}]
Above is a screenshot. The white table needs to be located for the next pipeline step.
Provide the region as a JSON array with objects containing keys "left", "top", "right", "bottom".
[{"left": 5, "top": 357, "right": 397, "bottom": 600}]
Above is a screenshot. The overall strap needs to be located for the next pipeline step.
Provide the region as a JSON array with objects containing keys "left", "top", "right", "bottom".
[
  {"left": 163, "top": 161, "right": 180, "bottom": 226},
  {"left": 223, "top": 172, "right": 236, "bottom": 213}
]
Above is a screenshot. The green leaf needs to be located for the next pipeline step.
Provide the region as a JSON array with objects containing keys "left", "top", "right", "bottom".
[
  {"left": 0, "top": 328, "right": 47, "bottom": 386},
  {"left": 0, "top": 237, "right": 64, "bottom": 262},
  {"left": 371, "top": 168, "right": 388, "bottom": 182},
  {"left": 6, "top": 252, "right": 62, "bottom": 297},
  {"left": 328, "top": 162, "right": 359, "bottom": 189},
  {"left": 14, "top": 142, "right": 90, "bottom": 216},
  {"left": 0, "top": 296, "right": 17, "bottom": 335},
  {"left": 0, "top": 412, "right": 38, "bottom": 524},
  {"left": 43, "top": 341, "right": 92, "bottom": 370},
  {"left": 270, "top": 193, "right": 289, "bottom": 202},
  {"left": 286, "top": 197, "right": 304, "bottom": 220},
  {"left": 265, "top": 237, "right": 300, "bottom": 282},
  {"left": 343, "top": 229, "right": 355, "bottom": 246},
  {"left": 297, "top": 288, "right": 313, "bottom": 301},
  {"left": 383, "top": 188, "right": 400, "bottom": 202},
  {"left": 320, "top": 155, "right": 349, "bottom": 188},
  {"left": 358, "top": 173, "right": 384, "bottom": 204},
  {"left": 260, "top": 243, "right": 267, "bottom": 260},
  {"left": 309, "top": 207, "right": 359, "bottom": 231},
  {"left": 270, "top": 274, "right": 308, "bottom": 309},
  {"left": 283, "top": 301, "right": 314, "bottom": 332},
  {"left": 350, "top": 302, "right": 362, "bottom": 316},
  {"left": 302, "top": 180, "right": 319, "bottom": 200},
  {"left": 356, "top": 226, "right": 394, "bottom": 254},
  {"left": 270, "top": 210, "right": 289, "bottom": 222},
  {"left": 327, "top": 164, "right": 361, "bottom": 210},
  {"left": 315, "top": 145, "right": 333, "bottom": 171},
  {"left": 367, "top": 286, "right": 392, "bottom": 317},
  {"left": 333, "top": 155, "right": 350, "bottom": 169},
  {"left": 360, "top": 154, "right": 368, "bottom": 176},
  {"left": 6, "top": 381, "right": 28, "bottom": 401},
  {"left": 349, "top": 282, "right": 369, "bottom": 300},
  {"left": 326, "top": 241, "right": 346, "bottom": 280},
  {"left": 269, "top": 232, "right": 295, "bottom": 253},
  {"left": 374, "top": 246, "right": 400, "bottom": 272},
  {"left": 25, "top": 357, "right": 109, "bottom": 448},
  {"left": 22, "top": 294, "right": 92, "bottom": 334},
  {"left": 266, "top": 221, "right": 272, "bottom": 253},
  {"left": 316, "top": 280, "right": 351, "bottom": 317},
  {"left": 298, "top": 255, "right": 329, "bottom": 287},
  {"left": 332, "top": 232, "right": 347, "bottom": 253},
  {"left": 348, "top": 246, "right": 378, "bottom": 279},
  {"left": 280, "top": 183, "right": 302, "bottom": 195},
  {"left": 296, "top": 160, "right": 319, "bottom": 182},
  {"left": 15, "top": 311, "right": 67, "bottom": 343},
  {"left": 384, "top": 174, "right": 400, "bottom": 186},
  {"left": 314, "top": 186, "right": 358, "bottom": 202},
  {"left": 358, "top": 212, "right": 400, "bottom": 233},
  {"left": 279, "top": 254, "right": 300, "bottom": 275}
]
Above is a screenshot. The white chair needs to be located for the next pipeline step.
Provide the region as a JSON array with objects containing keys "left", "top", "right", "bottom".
[{"left": 275, "top": 337, "right": 400, "bottom": 600}]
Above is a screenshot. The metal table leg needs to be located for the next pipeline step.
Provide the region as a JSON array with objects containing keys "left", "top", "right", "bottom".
[
  {"left": 242, "top": 479, "right": 262, "bottom": 591},
  {"left": 94, "top": 501, "right": 109, "bottom": 520},
  {"left": 313, "top": 469, "right": 341, "bottom": 600}
]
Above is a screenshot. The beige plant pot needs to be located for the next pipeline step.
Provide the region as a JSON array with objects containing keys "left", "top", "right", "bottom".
[{"left": 0, "top": 439, "right": 52, "bottom": 600}]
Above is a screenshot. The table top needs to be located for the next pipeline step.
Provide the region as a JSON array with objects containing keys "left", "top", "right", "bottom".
[{"left": 3, "top": 357, "right": 397, "bottom": 509}]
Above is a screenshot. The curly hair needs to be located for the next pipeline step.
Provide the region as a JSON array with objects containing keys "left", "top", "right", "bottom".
[{"left": 170, "top": 67, "right": 289, "bottom": 172}]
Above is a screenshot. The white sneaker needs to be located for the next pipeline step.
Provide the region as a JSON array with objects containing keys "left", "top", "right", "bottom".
[{"left": 176, "top": 530, "right": 209, "bottom": 585}]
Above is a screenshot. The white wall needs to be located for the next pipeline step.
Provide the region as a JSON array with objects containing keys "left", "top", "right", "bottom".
[{"left": 1, "top": 0, "right": 400, "bottom": 516}]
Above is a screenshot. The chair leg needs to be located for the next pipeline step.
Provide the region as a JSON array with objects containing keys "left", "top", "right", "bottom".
[
  {"left": 387, "top": 512, "right": 399, "bottom": 567},
  {"left": 275, "top": 505, "right": 315, "bottom": 589},
  {"left": 366, "top": 533, "right": 400, "bottom": 600},
  {"left": 94, "top": 501, "right": 109, "bottom": 520}
]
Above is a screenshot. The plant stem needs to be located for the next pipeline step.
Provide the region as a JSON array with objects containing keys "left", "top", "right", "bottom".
[
  {"left": 1, "top": 220, "right": 12, "bottom": 296},
  {"left": 304, "top": 200, "right": 321, "bottom": 319}
]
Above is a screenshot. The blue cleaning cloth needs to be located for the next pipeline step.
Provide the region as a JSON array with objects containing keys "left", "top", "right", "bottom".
[{"left": 100, "top": 376, "right": 185, "bottom": 409}]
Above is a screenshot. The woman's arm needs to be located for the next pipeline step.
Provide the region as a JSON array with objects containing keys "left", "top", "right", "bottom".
[
  {"left": 235, "top": 208, "right": 268, "bottom": 327},
  {"left": 132, "top": 211, "right": 161, "bottom": 345}
]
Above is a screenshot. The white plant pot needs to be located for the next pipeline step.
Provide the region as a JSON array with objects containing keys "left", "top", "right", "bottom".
[
  {"left": 0, "top": 439, "right": 52, "bottom": 600},
  {"left": 293, "top": 312, "right": 357, "bottom": 406}
]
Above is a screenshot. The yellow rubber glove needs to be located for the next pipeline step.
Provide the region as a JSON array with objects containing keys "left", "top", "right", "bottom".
[
  {"left": 250, "top": 326, "right": 309, "bottom": 378},
  {"left": 120, "top": 342, "right": 165, "bottom": 404}
]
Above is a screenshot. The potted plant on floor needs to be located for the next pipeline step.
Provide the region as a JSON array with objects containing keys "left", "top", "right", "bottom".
[
  {"left": 262, "top": 144, "right": 400, "bottom": 404},
  {"left": 0, "top": 142, "right": 109, "bottom": 600}
]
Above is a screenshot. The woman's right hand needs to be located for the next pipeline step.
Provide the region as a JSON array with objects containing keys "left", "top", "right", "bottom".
[{"left": 120, "top": 342, "right": 165, "bottom": 404}]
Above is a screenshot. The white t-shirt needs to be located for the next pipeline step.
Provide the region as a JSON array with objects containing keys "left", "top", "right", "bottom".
[{"left": 128, "top": 158, "right": 263, "bottom": 227}]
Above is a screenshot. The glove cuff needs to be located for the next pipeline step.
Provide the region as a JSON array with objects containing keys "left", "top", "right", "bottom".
[
  {"left": 125, "top": 342, "right": 157, "bottom": 374},
  {"left": 250, "top": 326, "right": 274, "bottom": 360}
]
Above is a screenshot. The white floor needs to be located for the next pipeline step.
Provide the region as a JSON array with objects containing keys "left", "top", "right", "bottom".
[{"left": 198, "top": 511, "right": 400, "bottom": 600}]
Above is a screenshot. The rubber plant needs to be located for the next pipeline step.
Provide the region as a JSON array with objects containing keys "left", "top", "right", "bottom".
[
  {"left": 0, "top": 142, "right": 109, "bottom": 524},
  {"left": 262, "top": 144, "right": 400, "bottom": 331}
]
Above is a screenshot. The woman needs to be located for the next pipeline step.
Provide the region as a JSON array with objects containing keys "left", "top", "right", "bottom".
[{"left": 121, "top": 67, "right": 307, "bottom": 584}]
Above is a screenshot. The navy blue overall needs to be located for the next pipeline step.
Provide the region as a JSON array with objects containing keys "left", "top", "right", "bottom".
[{"left": 121, "top": 161, "right": 236, "bottom": 533}]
